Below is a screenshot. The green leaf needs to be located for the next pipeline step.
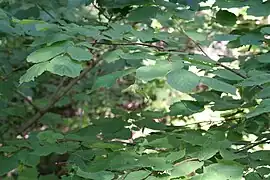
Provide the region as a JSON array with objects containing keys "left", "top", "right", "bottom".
[
  {"left": 18, "top": 168, "right": 38, "bottom": 180},
  {"left": 166, "top": 149, "right": 186, "bottom": 163},
  {"left": 216, "top": 10, "right": 237, "bottom": 26},
  {"left": 19, "top": 61, "right": 50, "bottom": 83},
  {"left": 213, "top": 34, "right": 240, "bottom": 41},
  {"left": 40, "top": 113, "right": 63, "bottom": 128},
  {"left": 31, "top": 33, "right": 71, "bottom": 47},
  {"left": 239, "top": 73, "right": 270, "bottom": 87},
  {"left": 245, "top": 173, "right": 262, "bottom": 180},
  {"left": 47, "top": 55, "right": 83, "bottom": 77},
  {"left": 0, "top": 155, "right": 19, "bottom": 176},
  {"left": 108, "top": 152, "right": 141, "bottom": 171},
  {"left": 201, "top": 77, "right": 236, "bottom": 94},
  {"left": 136, "top": 63, "right": 172, "bottom": 81},
  {"left": 76, "top": 168, "right": 114, "bottom": 180},
  {"left": 192, "top": 161, "right": 244, "bottom": 180},
  {"left": 257, "top": 86, "right": 270, "bottom": 98},
  {"left": 39, "top": 174, "right": 59, "bottom": 180},
  {"left": 146, "top": 136, "right": 174, "bottom": 149},
  {"left": 191, "top": 147, "right": 218, "bottom": 161},
  {"left": 128, "top": 6, "right": 160, "bottom": 22},
  {"left": 171, "top": 161, "right": 204, "bottom": 178},
  {"left": 27, "top": 41, "right": 71, "bottom": 63},
  {"left": 261, "top": 27, "right": 270, "bottom": 34},
  {"left": 185, "top": 31, "right": 207, "bottom": 42},
  {"left": 247, "top": 3, "right": 270, "bottom": 17},
  {"left": 169, "top": 100, "right": 205, "bottom": 116},
  {"left": 67, "top": 46, "right": 93, "bottom": 61},
  {"left": 186, "top": 0, "right": 200, "bottom": 10},
  {"left": 125, "top": 170, "right": 151, "bottom": 180},
  {"left": 103, "top": 49, "right": 123, "bottom": 63},
  {"left": 140, "top": 157, "right": 173, "bottom": 171},
  {"left": 17, "top": 150, "right": 40, "bottom": 167},
  {"left": 67, "top": 0, "right": 93, "bottom": 8},
  {"left": 219, "top": 149, "right": 246, "bottom": 161},
  {"left": 246, "top": 99, "right": 270, "bottom": 118},
  {"left": 92, "top": 68, "right": 135, "bottom": 90},
  {"left": 257, "top": 52, "right": 270, "bottom": 63},
  {"left": 166, "top": 69, "right": 200, "bottom": 93},
  {"left": 37, "top": 130, "right": 64, "bottom": 144},
  {"left": 89, "top": 142, "right": 125, "bottom": 150},
  {"left": 174, "top": 9, "right": 195, "bottom": 20},
  {"left": 212, "top": 69, "right": 244, "bottom": 81},
  {"left": 131, "top": 29, "right": 155, "bottom": 42},
  {"left": 135, "top": 119, "right": 166, "bottom": 130},
  {"left": 0, "top": 146, "right": 18, "bottom": 153},
  {"left": 240, "top": 33, "right": 263, "bottom": 46}
]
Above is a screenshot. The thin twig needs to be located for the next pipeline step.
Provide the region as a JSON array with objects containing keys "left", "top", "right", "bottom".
[
  {"left": 15, "top": 90, "right": 41, "bottom": 112},
  {"left": 236, "top": 138, "right": 270, "bottom": 153},
  {"left": 92, "top": 3, "right": 111, "bottom": 21}
]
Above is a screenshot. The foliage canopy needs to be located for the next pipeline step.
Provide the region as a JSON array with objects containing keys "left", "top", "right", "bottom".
[{"left": 1, "top": 0, "right": 270, "bottom": 179}]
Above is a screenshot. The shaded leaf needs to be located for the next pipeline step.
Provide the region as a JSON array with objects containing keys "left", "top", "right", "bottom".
[{"left": 216, "top": 10, "right": 237, "bottom": 26}]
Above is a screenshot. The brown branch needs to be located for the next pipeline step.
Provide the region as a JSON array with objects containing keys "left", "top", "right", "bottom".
[{"left": 15, "top": 90, "right": 41, "bottom": 112}]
